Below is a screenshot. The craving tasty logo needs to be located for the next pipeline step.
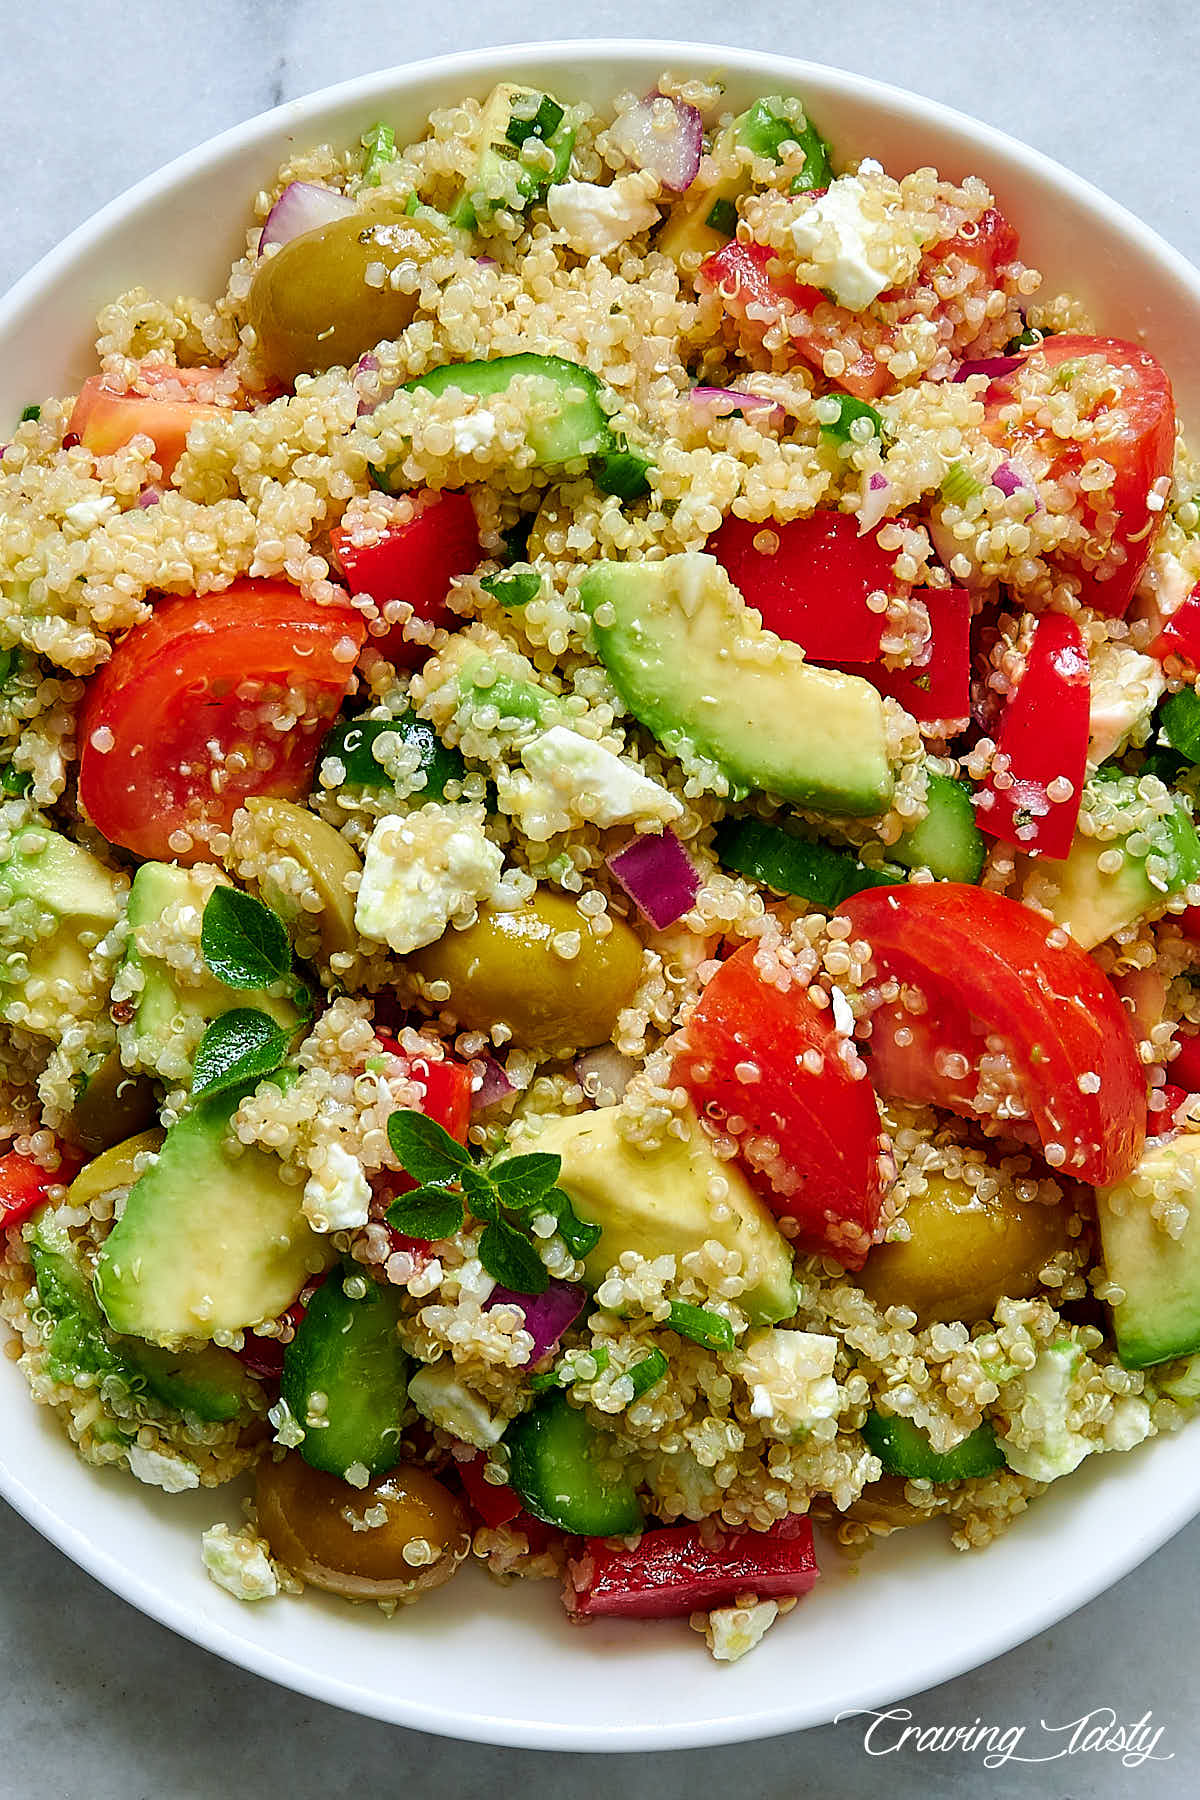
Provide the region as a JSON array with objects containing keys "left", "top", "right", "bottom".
[{"left": 835, "top": 1706, "right": 1173, "bottom": 1771}]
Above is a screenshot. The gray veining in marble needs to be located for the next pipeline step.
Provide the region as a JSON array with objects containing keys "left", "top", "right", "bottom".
[{"left": 3, "top": 1, "right": 1200, "bottom": 1794}]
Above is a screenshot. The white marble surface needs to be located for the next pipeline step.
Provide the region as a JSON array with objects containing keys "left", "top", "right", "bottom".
[{"left": 2, "top": 2, "right": 1199, "bottom": 1793}]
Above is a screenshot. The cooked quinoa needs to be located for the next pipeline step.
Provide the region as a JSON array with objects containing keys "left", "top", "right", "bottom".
[{"left": 4, "top": 72, "right": 1200, "bottom": 1664}]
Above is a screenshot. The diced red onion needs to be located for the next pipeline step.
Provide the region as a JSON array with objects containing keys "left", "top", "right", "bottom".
[
  {"left": 476, "top": 255, "right": 499, "bottom": 269},
  {"left": 354, "top": 353, "right": 380, "bottom": 376},
  {"left": 574, "top": 1045, "right": 637, "bottom": 1108},
  {"left": 259, "top": 181, "right": 355, "bottom": 254},
  {"left": 991, "top": 457, "right": 1042, "bottom": 513},
  {"left": 470, "top": 1054, "right": 515, "bottom": 1114},
  {"left": 485, "top": 1279, "right": 586, "bottom": 1364},
  {"left": 616, "top": 91, "right": 704, "bottom": 193},
  {"left": 137, "top": 486, "right": 161, "bottom": 508},
  {"left": 858, "top": 471, "right": 891, "bottom": 534},
  {"left": 607, "top": 828, "right": 700, "bottom": 930},
  {"left": 690, "top": 386, "right": 786, "bottom": 430},
  {"left": 953, "top": 354, "right": 1025, "bottom": 383}
]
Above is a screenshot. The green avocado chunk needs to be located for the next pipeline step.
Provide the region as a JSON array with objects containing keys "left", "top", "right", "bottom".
[
  {"left": 506, "top": 1393, "right": 643, "bottom": 1534},
  {"left": 0, "top": 824, "right": 124, "bottom": 1037},
  {"left": 1098, "top": 1133, "right": 1200, "bottom": 1368},
  {"left": 280, "top": 1267, "right": 410, "bottom": 1479},
  {"left": 579, "top": 552, "right": 894, "bottom": 817},
  {"left": 94, "top": 1085, "right": 335, "bottom": 1346},
  {"left": 527, "top": 1100, "right": 797, "bottom": 1327},
  {"left": 862, "top": 1410, "right": 1005, "bottom": 1480}
]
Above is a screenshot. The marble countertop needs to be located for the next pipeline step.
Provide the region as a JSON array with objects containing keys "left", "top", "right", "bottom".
[{"left": 1, "top": 3, "right": 1198, "bottom": 1794}]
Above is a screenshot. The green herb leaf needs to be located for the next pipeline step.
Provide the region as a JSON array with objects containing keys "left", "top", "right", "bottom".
[
  {"left": 527, "top": 1368, "right": 560, "bottom": 1392},
  {"left": 625, "top": 1349, "right": 668, "bottom": 1400},
  {"left": 191, "top": 1008, "right": 294, "bottom": 1097},
  {"left": 361, "top": 121, "right": 396, "bottom": 186},
  {"left": 480, "top": 568, "right": 542, "bottom": 608},
  {"left": 460, "top": 1163, "right": 499, "bottom": 1222},
  {"left": 667, "top": 1301, "right": 736, "bottom": 1352},
  {"left": 819, "top": 392, "right": 884, "bottom": 447},
  {"left": 490, "top": 1153, "right": 562, "bottom": 1213},
  {"left": 200, "top": 886, "right": 291, "bottom": 990},
  {"left": 19, "top": 404, "right": 40, "bottom": 424},
  {"left": 385, "top": 1183, "right": 465, "bottom": 1243},
  {"left": 1004, "top": 325, "right": 1050, "bottom": 353},
  {"left": 478, "top": 1220, "right": 549, "bottom": 1296},
  {"left": 594, "top": 441, "right": 654, "bottom": 501},
  {"left": 705, "top": 197, "right": 739, "bottom": 237},
  {"left": 386, "top": 1108, "right": 472, "bottom": 1185},
  {"left": 546, "top": 1190, "right": 602, "bottom": 1259},
  {"left": 0, "top": 763, "right": 31, "bottom": 797}
]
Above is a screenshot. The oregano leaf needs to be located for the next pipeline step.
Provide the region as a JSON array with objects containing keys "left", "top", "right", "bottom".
[
  {"left": 385, "top": 1184, "right": 465, "bottom": 1243},
  {"left": 386, "top": 1108, "right": 471, "bottom": 1185},
  {"left": 545, "top": 1188, "right": 602, "bottom": 1259},
  {"left": 191, "top": 1008, "right": 293, "bottom": 1097},
  {"left": 478, "top": 1220, "right": 549, "bottom": 1296},
  {"left": 201, "top": 886, "right": 292, "bottom": 989},
  {"left": 490, "top": 1152, "right": 562, "bottom": 1213}
]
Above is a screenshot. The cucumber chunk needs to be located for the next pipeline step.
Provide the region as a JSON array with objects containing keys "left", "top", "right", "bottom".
[
  {"left": 400, "top": 353, "right": 614, "bottom": 471},
  {"left": 318, "top": 711, "right": 464, "bottom": 799},
  {"left": 281, "top": 1269, "right": 410, "bottom": 1480},
  {"left": 862, "top": 1410, "right": 1004, "bottom": 1480},
  {"left": 714, "top": 816, "right": 899, "bottom": 908},
  {"left": 506, "top": 1393, "right": 643, "bottom": 1534},
  {"left": 892, "top": 771, "right": 986, "bottom": 883}
]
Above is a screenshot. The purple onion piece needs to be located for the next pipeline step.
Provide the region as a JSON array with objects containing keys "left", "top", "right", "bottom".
[
  {"left": 471, "top": 1054, "right": 515, "bottom": 1114},
  {"left": 607, "top": 828, "right": 700, "bottom": 930},
  {"left": 259, "top": 181, "right": 355, "bottom": 255},
  {"left": 858, "top": 472, "right": 892, "bottom": 535},
  {"left": 617, "top": 91, "right": 704, "bottom": 193},
  {"left": 137, "top": 486, "right": 162, "bottom": 508},
  {"left": 485, "top": 1279, "right": 586, "bottom": 1364},
  {"left": 953, "top": 354, "right": 1025, "bottom": 383},
  {"left": 574, "top": 1045, "right": 637, "bottom": 1107},
  {"left": 690, "top": 386, "right": 786, "bottom": 430}
]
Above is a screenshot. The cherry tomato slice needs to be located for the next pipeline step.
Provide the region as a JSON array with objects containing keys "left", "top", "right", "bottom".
[
  {"left": 976, "top": 612, "right": 1090, "bottom": 859},
  {"left": 371, "top": 1036, "right": 474, "bottom": 1257},
  {"left": 68, "top": 366, "right": 236, "bottom": 480},
  {"left": 672, "top": 941, "right": 889, "bottom": 1268},
  {"left": 332, "top": 490, "right": 480, "bottom": 668},
  {"left": 708, "top": 510, "right": 901, "bottom": 663},
  {"left": 839, "top": 883, "right": 1145, "bottom": 1185},
  {"left": 1150, "top": 582, "right": 1200, "bottom": 666},
  {"left": 77, "top": 579, "right": 364, "bottom": 862},
  {"left": 457, "top": 1454, "right": 524, "bottom": 1529}
]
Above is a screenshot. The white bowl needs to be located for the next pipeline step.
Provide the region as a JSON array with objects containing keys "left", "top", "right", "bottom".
[{"left": 3, "top": 38, "right": 1200, "bottom": 1753}]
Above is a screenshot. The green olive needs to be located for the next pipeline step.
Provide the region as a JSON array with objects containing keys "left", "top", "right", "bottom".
[
  {"left": 67, "top": 1129, "right": 165, "bottom": 1213},
  {"left": 244, "top": 797, "right": 362, "bottom": 963},
  {"left": 245, "top": 203, "right": 448, "bottom": 386},
  {"left": 255, "top": 1454, "right": 470, "bottom": 1601},
  {"left": 844, "top": 1477, "right": 939, "bottom": 1532},
  {"left": 62, "top": 1049, "right": 158, "bottom": 1156},
  {"left": 410, "top": 890, "right": 643, "bottom": 1055},
  {"left": 858, "top": 1171, "right": 1073, "bottom": 1326}
]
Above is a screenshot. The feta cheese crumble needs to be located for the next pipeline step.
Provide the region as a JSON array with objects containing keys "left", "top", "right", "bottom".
[
  {"left": 407, "top": 1361, "right": 506, "bottom": 1448},
  {"left": 498, "top": 725, "right": 683, "bottom": 840},
  {"left": 201, "top": 1524, "right": 279, "bottom": 1601},
  {"left": 547, "top": 173, "right": 660, "bottom": 256},
  {"left": 127, "top": 1444, "right": 201, "bottom": 1493},
  {"left": 737, "top": 1329, "right": 838, "bottom": 1437},
  {"left": 1086, "top": 640, "right": 1165, "bottom": 769},
  {"left": 355, "top": 801, "right": 529, "bottom": 955},
  {"left": 705, "top": 1599, "right": 781, "bottom": 1663},
  {"left": 998, "top": 1339, "right": 1090, "bottom": 1482},
  {"left": 302, "top": 1141, "right": 372, "bottom": 1234},
  {"left": 789, "top": 171, "right": 913, "bottom": 311}
]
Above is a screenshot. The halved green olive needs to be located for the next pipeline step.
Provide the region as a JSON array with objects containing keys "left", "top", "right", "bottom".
[
  {"left": 255, "top": 1453, "right": 470, "bottom": 1600},
  {"left": 62, "top": 1048, "right": 158, "bottom": 1156},
  {"left": 410, "top": 890, "right": 643, "bottom": 1054},
  {"left": 243, "top": 797, "right": 362, "bottom": 963},
  {"left": 67, "top": 1129, "right": 164, "bottom": 1214},
  {"left": 245, "top": 203, "right": 448, "bottom": 386}
]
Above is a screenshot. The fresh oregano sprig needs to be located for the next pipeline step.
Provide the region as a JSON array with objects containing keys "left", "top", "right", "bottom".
[
  {"left": 200, "top": 886, "right": 292, "bottom": 989},
  {"left": 384, "top": 1109, "right": 601, "bottom": 1295},
  {"left": 191, "top": 1008, "right": 296, "bottom": 1097}
]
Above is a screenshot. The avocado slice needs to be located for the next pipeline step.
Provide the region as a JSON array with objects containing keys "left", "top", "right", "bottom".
[
  {"left": 1019, "top": 773, "right": 1200, "bottom": 951},
  {"left": 95, "top": 1086, "right": 335, "bottom": 1346},
  {"left": 527, "top": 1101, "right": 797, "bottom": 1326},
  {"left": 120, "top": 862, "right": 301, "bottom": 1082},
  {"left": 579, "top": 553, "right": 894, "bottom": 817},
  {"left": 1098, "top": 1133, "right": 1200, "bottom": 1368},
  {"left": 0, "top": 824, "right": 124, "bottom": 1035}
]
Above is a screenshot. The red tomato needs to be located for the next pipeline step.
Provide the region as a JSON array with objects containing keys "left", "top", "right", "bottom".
[
  {"left": 372, "top": 1036, "right": 473, "bottom": 1256},
  {"left": 862, "top": 585, "right": 972, "bottom": 732},
  {"left": 457, "top": 1454, "right": 524, "bottom": 1529},
  {"left": 839, "top": 884, "right": 1146, "bottom": 1185},
  {"left": 332, "top": 490, "right": 480, "bottom": 668},
  {"left": 1169, "top": 1031, "right": 1200, "bottom": 1096},
  {"left": 1154, "top": 1085, "right": 1187, "bottom": 1134},
  {"left": 235, "top": 1278, "right": 326, "bottom": 1384},
  {"left": 697, "top": 241, "right": 892, "bottom": 400},
  {"left": 928, "top": 207, "right": 1020, "bottom": 285},
  {"left": 564, "top": 1516, "right": 819, "bottom": 1619},
  {"left": 672, "top": 941, "right": 890, "bottom": 1268},
  {"left": 0, "top": 1147, "right": 84, "bottom": 1232},
  {"left": 77, "top": 580, "right": 364, "bottom": 863},
  {"left": 976, "top": 612, "right": 1090, "bottom": 860},
  {"left": 983, "top": 334, "right": 1175, "bottom": 617},
  {"left": 68, "top": 366, "right": 235, "bottom": 480},
  {"left": 708, "top": 511, "right": 901, "bottom": 663},
  {"left": 1150, "top": 583, "right": 1200, "bottom": 666}
]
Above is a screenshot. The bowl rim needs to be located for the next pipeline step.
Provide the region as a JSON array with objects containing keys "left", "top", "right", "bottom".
[{"left": 4, "top": 35, "right": 1200, "bottom": 1753}]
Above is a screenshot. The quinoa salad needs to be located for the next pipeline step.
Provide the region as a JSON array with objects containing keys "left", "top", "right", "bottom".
[{"left": 3, "top": 73, "right": 1200, "bottom": 1666}]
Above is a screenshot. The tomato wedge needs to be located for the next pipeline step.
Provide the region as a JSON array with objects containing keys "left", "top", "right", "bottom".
[
  {"left": 458, "top": 1454, "right": 524, "bottom": 1529},
  {"left": 0, "top": 1146, "right": 84, "bottom": 1232},
  {"left": 697, "top": 241, "right": 892, "bottom": 400},
  {"left": 564, "top": 1516, "right": 819, "bottom": 1619},
  {"left": 929, "top": 207, "right": 1020, "bottom": 286},
  {"left": 68, "top": 366, "right": 236, "bottom": 480},
  {"left": 332, "top": 489, "right": 480, "bottom": 668},
  {"left": 839, "top": 884, "right": 1145, "bottom": 1185},
  {"left": 860, "top": 584, "right": 971, "bottom": 732},
  {"left": 983, "top": 334, "right": 1175, "bottom": 617},
  {"left": 708, "top": 510, "right": 901, "bottom": 663},
  {"left": 976, "top": 612, "right": 1090, "bottom": 858},
  {"left": 78, "top": 579, "right": 365, "bottom": 862},
  {"left": 1150, "top": 582, "right": 1200, "bottom": 666},
  {"left": 672, "top": 941, "right": 889, "bottom": 1268}
]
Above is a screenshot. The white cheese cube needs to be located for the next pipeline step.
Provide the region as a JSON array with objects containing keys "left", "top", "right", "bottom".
[
  {"left": 302, "top": 1142, "right": 372, "bottom": 1234},
  {"left": 201, "top": 1523, "right": 279, "bottom": 1601},
  {"left": 547, "top": 174, "right": 660, "bottom": 256}
]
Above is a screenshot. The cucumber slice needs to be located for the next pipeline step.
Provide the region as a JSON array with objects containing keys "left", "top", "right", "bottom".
[
  {"left": 281, "top": 1270, "right": 410, "bottom": 1480},
  {"left": 401, "top": 354, "right": 615, "bottom": 471},
  {"left": 318, "top": 712, "right": 464, "bottom": 799},
  {"left": 892, "top": 771, "right": 986, "bottom": 883},
  {"left": 506, "top": 1393, "right": 643, "bottom": 1534},
  {"left": 714, "top": 816, "right": 899, "bottom": 908},
  {"left": 862, "top": 1410, "right": 1004, "bottom": 1480}
]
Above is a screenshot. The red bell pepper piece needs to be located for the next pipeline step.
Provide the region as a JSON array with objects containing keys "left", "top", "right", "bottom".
[
  {"left": 708, "top": 510, "right": 900, "bottom": 663},
  {"left": 563, "top": 1515, "right": 819, "bottom": 1619},
  {"left": 457, "top": 1454, "right": 524, "bottom": 1529},
  {"left": 976, "top": 612, "right": 1089, "bottom": 859},
  {"left": 1170, "top": 1031, "right": 1200, "bottom": 1096},
  {"left": 1150, "top": 583, "right": 1200, "bottom": 666},
  {"left": 332, "top": 489, "right": 480, "bottom": 668},
  {"left": 697, "top": 241, "right": 892, "bottom": 400},
  {"left": 371, "top": 1036, "right": 473, "bottom": 1257},
  {"left": 0, "top": 1146, "right": 83, "bottom": 1232},
  {"left": 866, "top": 585, "right": 971, "bottom": 732}
]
